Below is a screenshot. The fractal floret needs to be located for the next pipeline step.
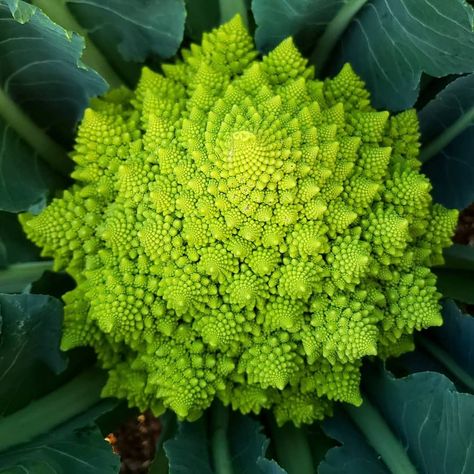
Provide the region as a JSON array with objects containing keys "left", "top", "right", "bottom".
[{"left": 21, "top": 17, "right": 457, "bottom": 426}]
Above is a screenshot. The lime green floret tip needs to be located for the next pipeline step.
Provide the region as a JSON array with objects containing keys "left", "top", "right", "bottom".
[{"left": 20, "top": 16, "right": 458, "bottom": 426}]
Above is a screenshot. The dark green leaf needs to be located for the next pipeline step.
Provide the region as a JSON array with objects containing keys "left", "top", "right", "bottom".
[
  {"left": 149, "top": 412, "right": 177, "bottom": 474},
  {"left": 228, "top": 413, "right": 287, "bottom": 474},
  {"left": 185, "top": 0, "right": 220, "bottom": 41},
  {"left": 66, "top": 0, "right": 186, "bottom": 61},
  {"left": 391, "top": 346, "right": 448, "bottom": 379},
  {"left": 365, "top": 369, "right": 474, "bottom": 474},
  {"left": 331, "top": 0, "right": 474, "bottom": 111},
  {"left": 302, "top": 424, "right": 337, "bottom": 470},
  {"left": 256, "top": 460, "right": 287, "bottom": 474},
  {"left": 441, "top": 244, "right": 474, "bottom": 271},
  {"left": 252, "top": 0, "right": 344, "bottom": 53},
  {"left": 0, "top": 425, "right": 118, "bottom": 473},
  {"left": 433, "top": 267, "right": 474, "bottom": 304},
  {"left": 319, "top": 411, "right": 388, "bottom": 474},
  {"left": 321, "top": 368, "right": 474, "bottom": 474},
  {"left": 419, "top": 74, "right": 474, "bottom": 209},
  {"left": 0, "top": 126, "right": 59, "bottom": 212},
  {"left": 0, "top": 293, "right": 66, "bottom": 416},
  {"left": 0, "top": 118, "right": 63, "bottom": 212},
  {"left": 163, "top": 406, "right": 286, "bottom": 474},
  {"left": 0, "top": 261, "right": 54, "bottom": 293},
  {"left": 64, "top": 0, "right": 186, "bottom": 85},
  {"left": 0, "top": 0, "right": 107, "bottom": 146},
  {"left": 419, "top": 74, "right": 474, "bottom": 143},
  {"left": 429, "top": 299, "right": 474, "bottom": 376},
  {"left": 394, "top": 299, "right": 474, "bottom": 391},
  {"left": 0, "top": 212, "right": 39, "bottom": 267},
  {"left": 6, "top": 0, "right": 35, "bottom": 20},
  {"left": 0, "top": 395, "right": 120, "bottom": 474},
  {"left": 164, "top": 417, "right": 214, "bottom": 474},
  {"left": 265, "top": 418, "right": 313, "bottom": 474}
]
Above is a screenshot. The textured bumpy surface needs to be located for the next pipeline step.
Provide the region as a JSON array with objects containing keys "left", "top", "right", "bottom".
[{"left": 21, "top": 17, "right": 458, "bottom": 426}]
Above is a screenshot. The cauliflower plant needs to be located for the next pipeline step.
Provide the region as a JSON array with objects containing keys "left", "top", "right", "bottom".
[{"left": 21, "top": 16, "right": 457, "bottom": 426}]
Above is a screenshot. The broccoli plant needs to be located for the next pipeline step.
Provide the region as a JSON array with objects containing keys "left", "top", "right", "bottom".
[
  {"left": 0, "top": 1, "right": 473, "bottom": 473},
  {"left": 20, "top": 16, "right": 458, "bottom": 426}
]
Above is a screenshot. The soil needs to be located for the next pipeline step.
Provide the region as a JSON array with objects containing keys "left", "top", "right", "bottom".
[
  {"left": 453, "top": 203, "right": 474, "bottom": 245},
  {"left": 107, "top": 411, "right": 161, "bottom": 473}
]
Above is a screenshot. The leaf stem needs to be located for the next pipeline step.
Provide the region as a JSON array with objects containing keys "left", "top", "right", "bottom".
[
  {"left": 0, "top": 368, "right": 106, "bottom": 452},
  {"left": 219, "top": 0, "right": 249, "bottom": 28},
  {"left": 0, "top": 87, "right": 70, "bottom": 176},
  {"left": 311, "top": 0, "right": 369, "bottom": 74},
  {"left": 31, "top": 0, "right": 123, "bottom": 88},
  {"left": 0, "top": 261, "right": 54, "bottom": 293},
  {"left": 419, "top": 104, "right": 474, "bottom": 163},
  {"left": 210, "top": 403, "right": 234, "bottom": 474},
  {"left": 417, "top": 335, "right": 474, "bottom": 392},
  {"left": 345, "top": 398, "right": 418, "bottom": 474},
  {"left": 267, "top": 415, "right": 314, "bottom": 474}
]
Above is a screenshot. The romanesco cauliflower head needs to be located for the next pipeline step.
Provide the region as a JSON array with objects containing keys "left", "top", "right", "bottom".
[{"left": 21, "top": 17, "right": 457, "bottom": 426}]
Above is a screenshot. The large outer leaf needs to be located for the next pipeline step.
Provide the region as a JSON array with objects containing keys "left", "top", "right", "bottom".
[
  {"left": 428, "top": 299, "right": 474, "bottom": 376},
  {"left": 433, "top": 268, "right": 474, "bottom": 304},
  {"left": 0, "top": 0, "right": 107, "bottom": 145},
  {"left": 184, "top": 0, "right": 220, "bottom": 41},
  {"left": 66, "top": 0, "right": 186, "bottom": 61},
  {"left": 320, "top": 369, "right": 474, "bottom": 473},
  {"left": 332, "top": 0, "right": 474, "bottom": 111},
  {"left": 0, "top": 211, "right": 52, "bottom": 290},
  {"left": 442, "top": 244, "right": 474, "bottom": 271},
  {"left": 419, "top": 74, "right": 474, "bottom": 209},
  {"left": 64, "top": 0, "right": 186, "bottom": 84},
  {"left": 252, "top": 0, "right": 344, "bottom": 53},
  {"left": 164, "top": 418, "right": 214, "bottom": 474},
  {"left": 0, "top": 117, "right": 63, "bottom": 212},
  {"left": 163, "top": 407, "right": 286, "bottom": 474},
  {"left": 0, "top": 397, "right": 120, "bottom": 473},
  {"left": 319, "top": 411, "right": 388, "bottom": 474},
  {"left": 0, "top": 212, "right": 39, "bottom": 267},
  {"left": 228, "top": 413, "right": 287, "bottom": 474},
  {"left": 396, "top": 299, "right": 474, "bottom": 392},
  {"left": 0, "top": 298, "right": 106, "bottom": 472},
  {"left": 149, "top": 411, "right": 178, "bottom": 474},
  {"left": 0, "top": 262, "right": 53, "bottom": 293},
  {"left": 0, "top": 293, "right": 66, "bottom": 416},
  {"left": 367, "top": 370, "right": 474, "bottom": 474}
]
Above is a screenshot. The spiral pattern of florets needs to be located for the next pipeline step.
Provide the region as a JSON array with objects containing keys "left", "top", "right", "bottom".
[{"left": 20, "top": 16, "right": 457, "bottom": 427}]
